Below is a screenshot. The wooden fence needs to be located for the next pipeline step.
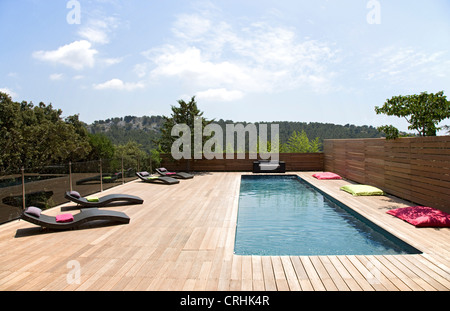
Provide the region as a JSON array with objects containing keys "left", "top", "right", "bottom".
[
  {"left": 160, "top": 153, "right": 324, "bottom": 172},
  {"left": 323, "top": 136, "right": 450, "bottom": 213}
]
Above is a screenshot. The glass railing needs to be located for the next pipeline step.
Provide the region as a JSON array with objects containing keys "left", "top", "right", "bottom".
[{"left": 0, "top": 157, "right": 144, "bottom": 225}]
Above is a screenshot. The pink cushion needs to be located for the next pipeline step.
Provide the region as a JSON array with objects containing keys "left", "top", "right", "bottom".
[
  {"left": 312, "top": 172, "right": 342, "bottom": 180},
  {"left": 166, "top": 172, "right": 176, "bottom": 175},
  {"left": 387, "top": 206, "right": 450, "bottom": 227},
  {"left": 56, "top": 214, "right": 74, "bottom": 223}
]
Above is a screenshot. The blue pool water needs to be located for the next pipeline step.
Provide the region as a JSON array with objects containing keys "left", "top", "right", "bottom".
[{"left": 234, "top": 175, "right": 421, "bottom": 256}]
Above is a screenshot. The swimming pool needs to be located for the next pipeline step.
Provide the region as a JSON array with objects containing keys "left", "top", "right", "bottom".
[{"left": 234, "top": 175, "right": 421, "bottom": 256}]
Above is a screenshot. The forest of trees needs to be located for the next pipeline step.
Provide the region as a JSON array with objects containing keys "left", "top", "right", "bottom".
[
  {"left": 89, "top": 115, "right": 383, "bottom": 154},
  {"left": 1, "top": 91, "right": 388, "bottom": 173}
]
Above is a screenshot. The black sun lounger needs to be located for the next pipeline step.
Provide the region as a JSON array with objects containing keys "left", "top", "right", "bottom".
[
  {"left": 136, "top": 171, "right": 180, "bottom": 184},
  {"left": 65, "top": 191, "right": 143, "bottom": 207},
  {"left": 21, "top": 207, "right": 130, "bottom": 230},
  {"left": 155, "top": 167, "right": 194, "bottom": 179}
]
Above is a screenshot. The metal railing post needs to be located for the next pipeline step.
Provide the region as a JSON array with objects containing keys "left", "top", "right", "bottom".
[
  {"left": 121, "top": 156, "right": 124, "bottom": 184},
  {"left": 99, "top": 159, "right": 103, "bottom": 192},
  {"left": 21, "top": 167, "right": 26, "bottom": 211},
  {"left": 69, "top": 161, "right": 73, "bottom": 192}
]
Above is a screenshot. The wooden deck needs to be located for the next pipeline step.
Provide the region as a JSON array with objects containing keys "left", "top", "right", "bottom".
[{"left": 0, "top": 172, "right": 449, "bottom": 291}]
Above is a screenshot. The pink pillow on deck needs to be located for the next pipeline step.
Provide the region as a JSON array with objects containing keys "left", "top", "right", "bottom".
[
  {"left": 166, "top": 172, "right": 176, "bottom": 175},
  {"left": 312, "top": 172, "right": 342, "bottom": 180},
  {"left": 56, "top": 214, "right": 74, "bottom": 223},
  {"left": 387, "top": 206, "right": 450, "bottom": 228}
]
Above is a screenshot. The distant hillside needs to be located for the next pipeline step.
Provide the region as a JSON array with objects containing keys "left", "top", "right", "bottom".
[
  {"left": 87, "top": 115, "right": 165, "bottom": 152},
  {"left": 86, "top": 115, "right": 384, "bottom": 152}
]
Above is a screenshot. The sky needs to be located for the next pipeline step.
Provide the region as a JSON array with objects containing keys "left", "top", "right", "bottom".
[{"left": 1, "top": 0, "right": 450, "bottom": 133}]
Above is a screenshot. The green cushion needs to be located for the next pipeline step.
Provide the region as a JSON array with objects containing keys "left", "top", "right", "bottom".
[
  {"left": 146, "top": 176, "right": 159, "bottom": 180},
  {"left": 340, "top": 185, "right": 384, "bottom": 196},
  {"left": 86, "top": 196, "right": 99, "bottom": 202}
]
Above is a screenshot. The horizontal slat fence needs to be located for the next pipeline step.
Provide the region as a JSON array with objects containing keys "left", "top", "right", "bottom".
[
  {"left": 160, "top": 153, "right": 324, "bottom": 172},
  {"left": 324, "top": 136, "right": 450, "bottom": 213}
]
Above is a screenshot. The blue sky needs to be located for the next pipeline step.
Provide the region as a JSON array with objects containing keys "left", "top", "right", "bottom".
[{"left": 1, "top": 0, "right": 449, "bottom": 132}]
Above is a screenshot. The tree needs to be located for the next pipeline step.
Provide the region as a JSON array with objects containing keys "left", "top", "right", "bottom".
[
  {"left": 0, "top": 92, "right": 92, "bottom": 171},
  {"left": 283, "top": 130, "right": 321, "bottom": 153},
  {"left": 156, "top": 96, "right": 213, "bottom": 158},
  {"left": 375, "top": 91, "right": 450, "bottom": 139},
  {"left": 86, "top": 133, "right": 115, "bottom": 160},
  {"left": 115, "top": 140, "right": 147, "bottom": 171}
]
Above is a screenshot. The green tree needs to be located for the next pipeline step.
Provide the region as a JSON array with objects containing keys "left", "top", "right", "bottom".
[
  {"left": 0, "top": 92, "right": 92, "bottom": 171},
  {"left": 0, "top": 93, "right": 23, "bottom": 171},
  {"left": 87, "top": 133, "right": 115, "bottom": 160},
  {"left": 375, "top": 91, "right": 450, "bottom": 139},
  {"left": 283, "top": 130, "right": 321, "bottom": 153},
  {"left": 115, "top": 141, "right": 147, "bottom": 171},
  {"left": 157, "top": 96, "right": 213, "bottom": 158}
]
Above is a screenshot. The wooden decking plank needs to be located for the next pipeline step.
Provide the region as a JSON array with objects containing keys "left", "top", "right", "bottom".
[
  {"left": 279, "top": 256, "right": 301, "bottom": 291},
  {"left": 337, "top": 256, "right": 374, "bottom": 291},
  {"left": 398, "top": 255, "right": 450, "bottom": 290},
  {"left": 309, "top": 256, "right": 338, "bottom": 291},
  {"left": 365, "top": 255, "right": 412, "bottom": 291},
  {"left": 271, "top": 256, "right": 290, "bottom": 291},
  {"left": 0, "top": 172, "right": 448, "bottom": 291},
  {"left": 299, "top": 256, "right": 326, "bottom": 291},
  {"left": 289, "top": 256, "right": 314, "bottom": 291},
  {"left": 327, "top": 256, "right": 362, "bottom": 291},
  {"left": 261, "top": 256, "right": 277, "bottom": 291},
  {"left": 230, "top": 255, "right": 242, "bottom": 291},
  {"left": 354, "top": 255, "right": 399, "bottom": 291},
  {"left": 318, "top": 256, "right": 350, "bottom": 291},
  {"left": 251, "top": 256, "right": 265, "bottom": 291}
]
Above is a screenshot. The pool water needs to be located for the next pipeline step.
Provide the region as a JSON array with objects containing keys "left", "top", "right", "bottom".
[{"left": 234, "top": 175, "right": 421, "bottom": 256}]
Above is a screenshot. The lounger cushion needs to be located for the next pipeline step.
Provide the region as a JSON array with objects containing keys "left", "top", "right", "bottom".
[
  {"left": 25, "top": 206, "right": 42, "bottom": 217},
  {"left": 158, "top": 168, "right": 167, "bottom": 172},
  {"left": 340, "top": 185, "right": 384, "bottom": 196},
  {"left": 387, "top": 206, "right": 450, "bottom": 227},
  {"left": 86, "top": 196, "right": 99, "bottom": 202},
  {"left": 139, "top": 171, "right": 150, "bottom": 177},
  {"left": 69, "top": 191, "right": 81, "bottom": 199},
  {"left": 56, "top": 214, "right": 74, "bottom": 223},
  {"left": 312, "top": 172, "right": 342, "bottom": 180}
]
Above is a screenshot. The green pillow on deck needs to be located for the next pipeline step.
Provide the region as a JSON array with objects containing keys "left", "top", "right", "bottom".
[
  {"left": 340, "top": 185, "right": 384, "bottom": 196},
  {"left": 86, "top": 196, "right": 99, "bottom": 202}
]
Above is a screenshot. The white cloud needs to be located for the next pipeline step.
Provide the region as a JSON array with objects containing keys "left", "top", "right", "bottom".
[
  {"left": 33, "top": 40, "right": 97, "bottom": 70},
  {"left": 196, "top": 88, "right": 244, "bottom": 102},
  {"left": 93, "top": 78, "right": 144, "bottom": 91},
  {"left": 144, "top": 13, "right": 339, "bottom": 98},
  {"left": 149, "top": 46, "right": 258, "bottom": 90},
  {"left": 49, "top": 73, "right": 64, "bottom": 80},
  {"left": 0, "top": 87, "right": 17, "bottom": 99},
  {"left": 78, "top": 17, "right": 119, "bottom": 44},
  {"left": 365, "top": 46, "right": 450, "bottom": 83},
  {"left": 172, "top": 14, "right": 212, "bottom": 41},
  {"left": 101, "top": 57, "right": 123, "bottom": 66}
]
